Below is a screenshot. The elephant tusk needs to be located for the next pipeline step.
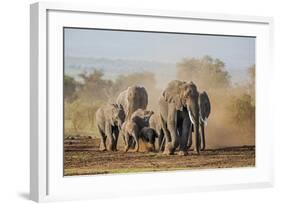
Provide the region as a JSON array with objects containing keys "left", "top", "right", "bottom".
[{"left": 188, "top": 110, "right": 195, "bottom": 125}]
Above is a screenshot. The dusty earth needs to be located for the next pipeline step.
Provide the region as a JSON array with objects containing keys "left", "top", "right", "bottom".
[{"left": 64, "top": 136, "right": 255, "bottom": 176}]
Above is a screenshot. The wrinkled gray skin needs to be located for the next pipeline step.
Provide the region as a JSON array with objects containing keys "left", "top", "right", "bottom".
[
  {"left": 116, "top": 86, "right": 148, "bottom": 120},
  {"left": 187, "top": 91, "right": 211, "bottom": 151},
  {"left": 157, "top": 108, "right": 192, "bottom": 153},
  {"left": 159, "top": 80, "right": 200, "bottom": 155},
  {"left": 121, "top": 109, "right": 154, "bottom": 152},
  {"left": 96, "top": 104, "right": 125, "bottom": 151},
  {"left": 149, "top": 113, "right": 164, "bottom": 151}
]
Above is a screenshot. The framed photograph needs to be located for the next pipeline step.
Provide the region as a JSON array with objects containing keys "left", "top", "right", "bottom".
[{"left": 30, "top": 2, "right": 274, "bottom": 202}]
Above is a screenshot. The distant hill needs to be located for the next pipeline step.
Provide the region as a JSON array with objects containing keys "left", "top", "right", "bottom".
[{"left": 65, "top": 57, "right": 176, "bottom": 89}]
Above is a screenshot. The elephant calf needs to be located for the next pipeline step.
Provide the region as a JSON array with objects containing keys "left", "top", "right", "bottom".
[
  {"left": 139, "top": 127, "right": 158, "bottom": 152},
  {"left": 95, "top": 103, "right": 125, "bottom": 151},
  {"left": 149, "top": 113, "right": 164, "bottom": 151},
  {"left": 121, "top": 109, "right": 154, "bottom": 152}
]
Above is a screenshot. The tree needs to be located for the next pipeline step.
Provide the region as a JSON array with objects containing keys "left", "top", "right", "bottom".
[
  {"left": 227, "top": 65, "right": 255, "bottom": 139},
  {"left": 64, "top": 75, "right": 77, "bottom": 102},
  {"left": 247, "top": 65, "right": 255, "bottom": 105},
  {"left": 113, "top": 71, "right": 157, "bottom": 93},
  {"left": 177, "top": 55, "right": 231, "bottom": 90},
  {"left": 78, "top": 70, "right": 114, "bottom": 103},
  {"left": 229, "top": 94, "right": 255, "bottom": 125}
]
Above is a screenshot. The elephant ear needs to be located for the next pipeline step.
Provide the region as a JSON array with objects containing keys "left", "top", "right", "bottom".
[
  {"left": 199, "top": 91, "right": 211, "bottom": 120},
  {"left": 162, "top": 80, "right": 186, "bottom": 111},
  {"left": 138, "top": 86, "right": 148, "bottom": 109},
  {"left": 109, "top": 104, "right": 118, "bottom": 126}
]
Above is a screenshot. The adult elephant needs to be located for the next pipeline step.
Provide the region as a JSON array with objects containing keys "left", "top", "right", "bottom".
[
  {"left": 159, "top": 80, "right": 200, "bottom": 155},
  {"left": 187, "top": 91, "right": 211, "bottom": 151},
  {"left": 116, "top": 86, "right": 148, "bottom": 120},
  {"left": 95, "top": 103, "right": 125, "bottom": 151}
]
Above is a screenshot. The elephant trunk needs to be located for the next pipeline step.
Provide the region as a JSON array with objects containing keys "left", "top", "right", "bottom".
[
  {"left": 188, "top": 103, "right": 200, "bottom": 154},
  {"left": 126, "top": 103, "right": 135, "bottom": 120},
  {"left": 200, "top": 122, "right": 206, "bottom": 151},
  {"left": 117, "top": 119, "right": 123, "bottom": 131},
  {"left": 146, "top": 143, "right": 156, "bottom": 152},
  {"left": 152, "top": 144, "right": 156, "bottom": 152},
  {"left": 194, "top": 118, "right": 200, "bottom": 154}
]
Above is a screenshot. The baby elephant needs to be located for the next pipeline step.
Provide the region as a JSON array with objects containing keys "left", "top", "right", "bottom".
[
  {"left": 121, "top": 109, "right": 154, "bottom": 152},
  {"left": 96, "top": 103, "right": 125, "bottom": 151},
  {"left": 139, "top": 127, "right": 158, "bottom": 152}
]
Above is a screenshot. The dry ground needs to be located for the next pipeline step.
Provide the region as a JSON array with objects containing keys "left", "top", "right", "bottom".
[{"left": 64, "top": 136, "right": 255, "bottom": 176}]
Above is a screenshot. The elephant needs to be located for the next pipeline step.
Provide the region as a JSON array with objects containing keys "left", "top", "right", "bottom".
[
  {"left": 159, "top": 80, "right": 200, "bottom": 155},
  {"left": 116, "top": 86, "right": 148, "bottom": 120},
  {"left": 121, "top": 109, "right": 154, "bottom": 152},
  {"left": 95, "top": 103, "right": 125, "bottom": 151},
  {"left": 158, "top": 105, "right": 192, "bottom": 154},
  {"left": 139, "top": 127, "right": 158, "bottom": 152},
  {"left": 149, "top": 113, "right": 164, "bottom": 151},
  {"left": 187, "top": 91, "right": 211, "bottom": 151}
]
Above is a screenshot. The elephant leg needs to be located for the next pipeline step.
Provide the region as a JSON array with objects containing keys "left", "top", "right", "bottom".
[
  {"left": 162, "top": 125, "right": 171, "bottom": 152},
  {"left": 112, "top": 128, "right": 119, "bottom": 151},
  {"left": 162, "top": 125, "right": 172, "bottom": 155},
  {"left": 159, "top": 136, "right": 166, "bottom": 152},
  {"left": 97, "top": 126, "right": 107, "bottom": 151},
  {"left": 177, "top": 124, "right": 182, "bottom": 150},
  {"left": 160, "top": 116, "right": 173, "bottom": 155},
  {"left": 179, "top": 118, "right": 188, "bottom": 155},
  {"left": 132, "top": 131, "right": 139, "bottom": 152},
  {"left": 186, "top": 124, "right": 193, "bottom": 150},
  {"left": 121, "top": 131, "right": 126, "bottom": 146},
  {"left": 105, "top": 123, "right": 114, "bottom": 151},
  {"left": 161, "top": 118, "right": 171, "bottom": 143},
  {"left": 158, "top": 130, "right": 164, "bottom": 152},
  {"left": 165, "top": 107, "right": 178, "bottom": 155},
  {"left": 130, "top": 139, "right": 136, "bottom": 149},
  {"left": 123, "top": 133, "right": 130, "bottom": 152}
]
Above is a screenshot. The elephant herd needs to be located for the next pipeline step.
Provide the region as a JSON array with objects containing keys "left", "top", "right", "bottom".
[{"left": 95, "top": 80, "right": 211, "bottom": 155}]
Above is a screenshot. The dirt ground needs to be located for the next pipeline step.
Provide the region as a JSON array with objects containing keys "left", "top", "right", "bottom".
[{"left": 64, "top": 136, "right": 255, "bottom": 176}]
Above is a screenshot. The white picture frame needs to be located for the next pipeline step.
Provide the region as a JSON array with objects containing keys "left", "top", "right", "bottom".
[{"left": 30, "top": 2, "right": 274, "bottom": 202}]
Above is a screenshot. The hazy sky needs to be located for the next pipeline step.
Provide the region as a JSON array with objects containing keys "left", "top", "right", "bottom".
[{"left": 64, "top": 28, "right": 255, "bottom": 71}]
